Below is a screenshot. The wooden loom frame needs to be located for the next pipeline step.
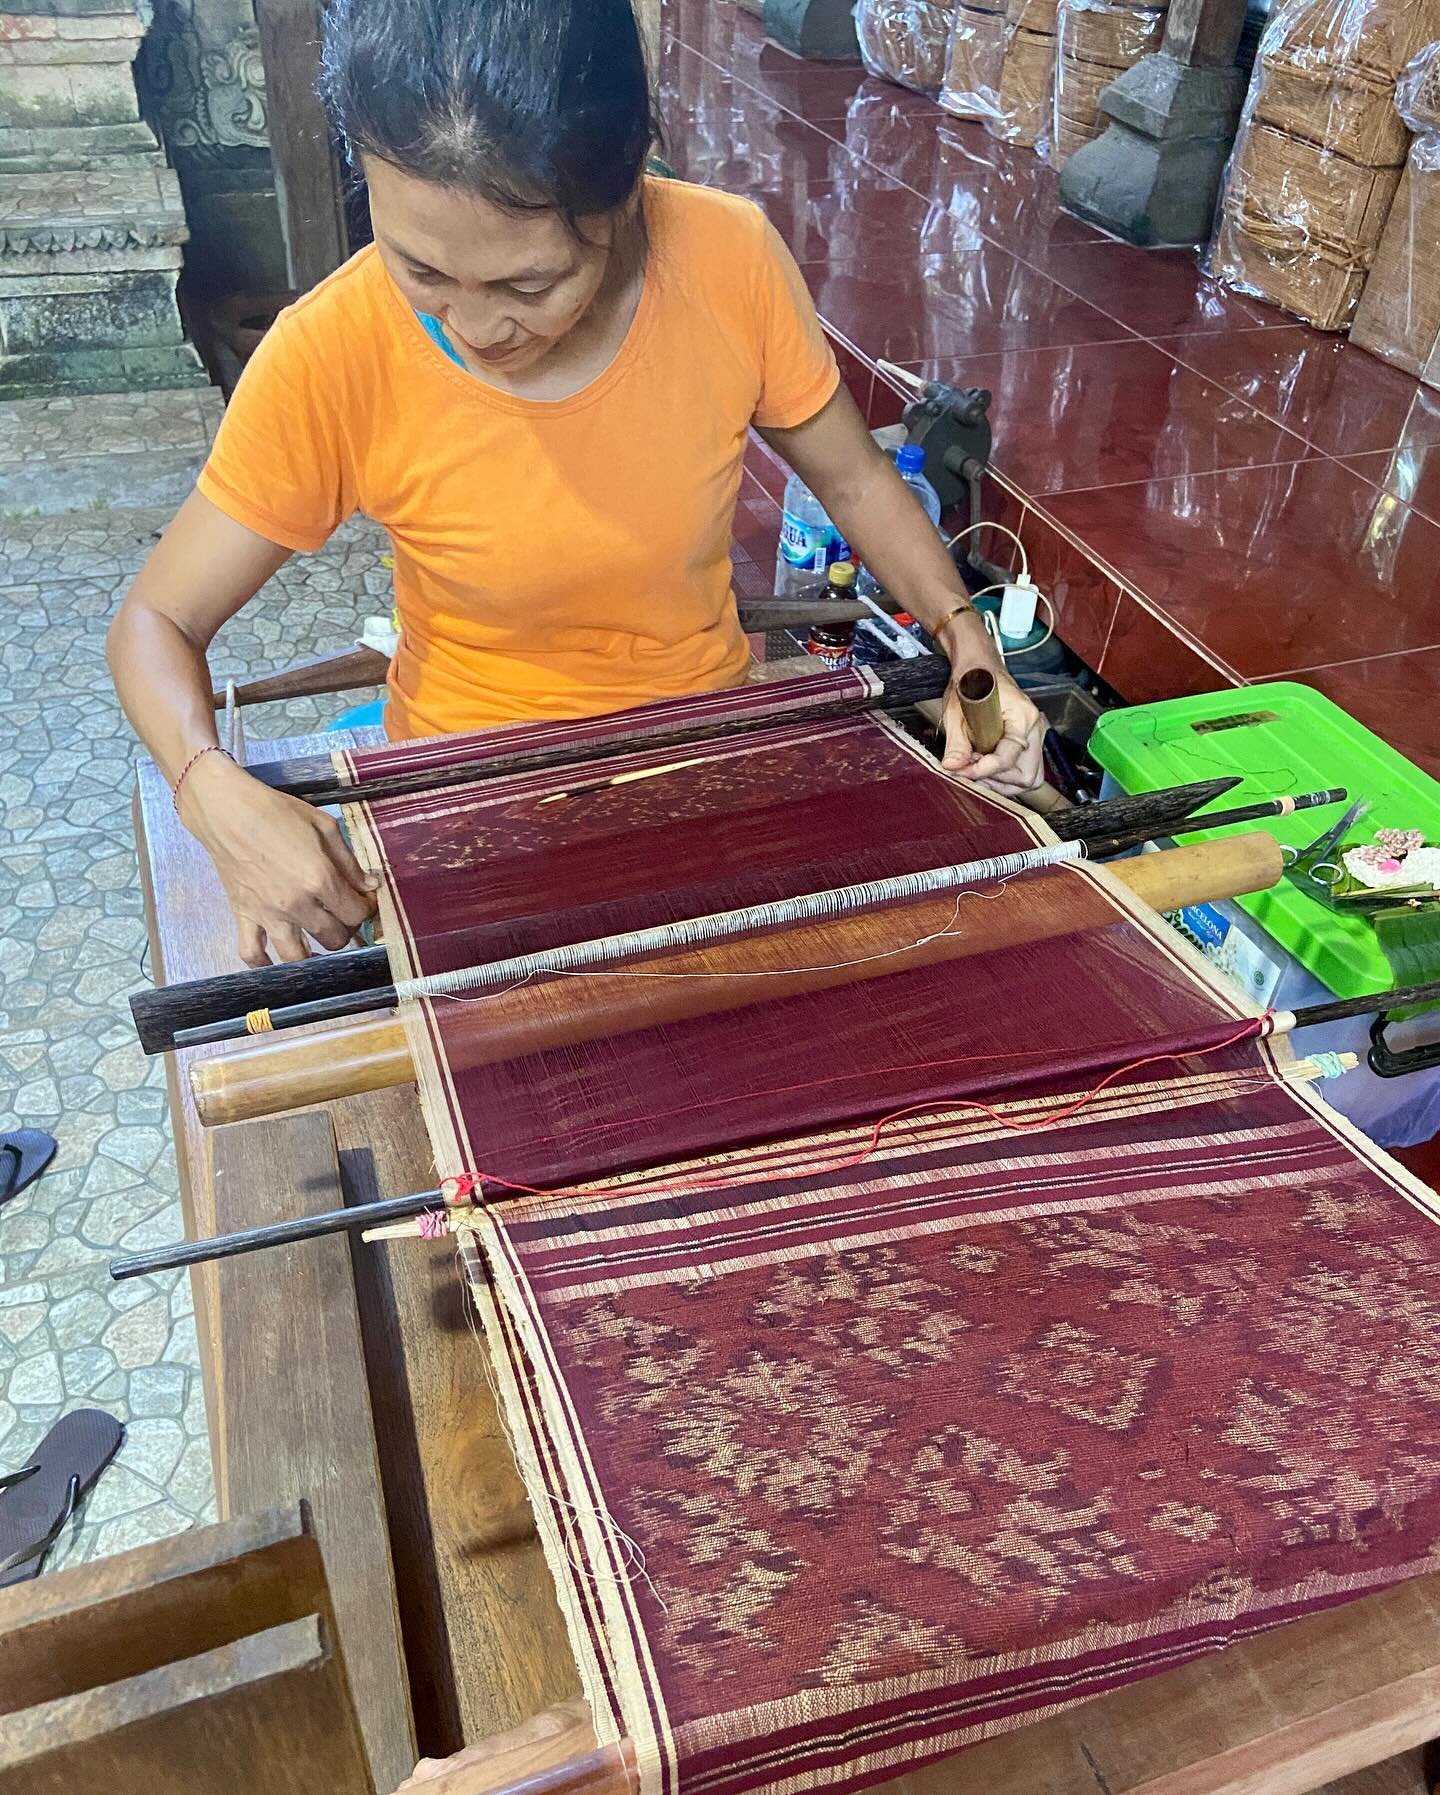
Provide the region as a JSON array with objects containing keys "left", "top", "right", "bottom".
[{"left": 136, "top": 714, "right": 1440, "bottom": 1795}]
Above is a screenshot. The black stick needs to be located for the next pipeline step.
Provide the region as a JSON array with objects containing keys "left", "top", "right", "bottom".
[
  {"left": 1085, "top": 788, "right": 1347, "bottom": 860},
  {"left": 115, "top": 970, "right": 1440, "bottom": 1281},
  {"left": 1285, "top": 978, "right": 1440, "bottom": 1030},
  {"left": 108, "top": 1186, "right": 447, "bottom": 1281},
  {"left": 176, "top": 985, "right": 399, "bottom": 1047},
  {"left": 1048, "top": 777, "right": 1241, "bottom": 843},
  {"left": 130, "top": 944, "right": 391, "bottom": 1056},
  {"left": 250, "top": 658, "right": 955, "bottom": 805}
]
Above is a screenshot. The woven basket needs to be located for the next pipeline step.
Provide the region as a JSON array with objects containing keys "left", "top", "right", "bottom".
[
  {"left": 1007, "top": 0, "right": 1060, "bottom": 31},
  {"left": 1063, "top": 1, "right": 1165, "bottom": 69},
  {"left": 998, "top": 27, "right": 1056, "bottom": 143},
  {"left": 1265, "top": 0, "right": 1437, "bottom": 83},
  {"left": 857, "top": 0, "right": 959, "bottom": 94},
  {"left": 1256, "top": 56, "right": 1413, "bottom": 163},
  {"left": 1352, "top": 154, "right": 1440, "bottom": 386},
  {"left": 1228, "top": 121, "right": 1404, "bottom": 254},
  {"left": 941, "top": 3, "right": 1010, "bottom": 115},
  {"left": 1053, "top": 112, "right": 1097, "bottom": 160},
  {"left": 1211, "top": 198, "right": 1371, "bottom": 329},
  {"left": 1251, "top": 0, "right": 1436, "bottom": 165},
  {"left": 1057, "top": 48, "right": 1123, "bottom": 129}
]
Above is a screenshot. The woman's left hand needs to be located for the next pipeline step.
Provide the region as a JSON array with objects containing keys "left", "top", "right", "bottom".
[{"left": 934, "top": 608, "right": 1047, "bottom": 796}]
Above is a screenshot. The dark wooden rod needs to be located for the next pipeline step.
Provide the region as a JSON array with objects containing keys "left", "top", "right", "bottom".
[
  {"left": 246, "top": 658, "right": 955, "bottom": 804},
  {"left": 1083, "top": 787, "right": 1347, "bottom": 859},
  {"left": 130, "top": 944, "right": 390, "bottom": 1055},
  {"left": 109, "top": 1185, "right": 447, "bottom": 1281}
]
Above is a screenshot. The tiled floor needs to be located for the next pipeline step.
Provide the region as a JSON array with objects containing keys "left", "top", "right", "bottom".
[
  {"left": 0, "top": 389, "right": 388, "bottom": 1564},
  {"left": 659, "top": 0, "right": 1440, "bottom": 780}
]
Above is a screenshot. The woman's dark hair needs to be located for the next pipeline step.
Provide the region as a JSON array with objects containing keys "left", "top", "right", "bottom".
[{"left": 320, "top": 0, "right": 659, "bottom": 221}]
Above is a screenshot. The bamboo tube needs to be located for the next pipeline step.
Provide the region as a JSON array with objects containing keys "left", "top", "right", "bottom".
[
  {"left": 957, "top": 667, "right": 1004, "bottom": 752},
  {"left": 189, "top": 833, "right": 1285, "bottom": 1128},
  {"left": 933, "top": 665, "right": 1069, "bottom": 817}
]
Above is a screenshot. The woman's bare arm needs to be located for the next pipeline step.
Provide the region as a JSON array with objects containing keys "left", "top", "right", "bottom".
[
  {"left": 108, "top": 491, "right": 377, "bottom": 966},
  {"left": 760, "top": 388, "right": 1045, "bottom": 794}
]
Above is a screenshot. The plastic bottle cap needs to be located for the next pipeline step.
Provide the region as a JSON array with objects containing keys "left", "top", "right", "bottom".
[
  {"left": 895, "top": 443, "right": 925, "bottom": 474},
  {"left": 827, "top": 560, "right": 857, "bottom": 588}
]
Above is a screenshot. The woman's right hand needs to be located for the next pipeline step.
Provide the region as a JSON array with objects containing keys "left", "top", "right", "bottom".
[{"left": 176, "top": 751, "right": 379, "bottom": 967}]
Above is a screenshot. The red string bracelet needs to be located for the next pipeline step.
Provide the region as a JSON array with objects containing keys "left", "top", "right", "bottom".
[{"left": 172, "top": 745, "right": 234, "bottom": 815}]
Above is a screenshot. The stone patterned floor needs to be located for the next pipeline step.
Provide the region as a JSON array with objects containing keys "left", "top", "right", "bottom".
[{"left": 0, "top": 388, "right": 388, "bottom": 1565}]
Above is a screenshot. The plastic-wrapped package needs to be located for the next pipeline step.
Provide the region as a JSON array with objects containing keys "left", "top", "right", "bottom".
[
  {"left": 856, "top": 0, "right": 958, "bottom": 94},
  {"left": 1253, "top": 0, "right": 1436, "bottom": 163},
  {"left": 1051, "top": 0, "right": 1167, "bottom": 166},
  {"left": 939, "top": 0, "right": 1057, "bottom": 145},
  {"left": 1353, "top": 43, "right": 1440, "bottom": 384},
  {"left": 1207, "top": 0, "right": 1431, "bottom": 329}
]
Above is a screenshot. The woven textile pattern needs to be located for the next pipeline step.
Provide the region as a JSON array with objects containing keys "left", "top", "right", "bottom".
[
  {"left": 347, "top": 700, "right": 1440, "bottom": 1794},
  {"left": 354, "top": 715, "right": 1253, "bottom": 1188},
  {"left": 474, "top": 1077, "right": 1440, "bottom": 1795}
]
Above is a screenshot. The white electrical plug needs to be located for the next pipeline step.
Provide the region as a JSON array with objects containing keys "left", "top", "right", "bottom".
[{"left": 999, "top": 572, "right": 1039, "bottom": 644}]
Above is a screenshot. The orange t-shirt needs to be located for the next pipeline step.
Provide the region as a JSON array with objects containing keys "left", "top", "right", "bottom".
[{"left": 198, "top": 178, "right": 840, "bottom": 740}]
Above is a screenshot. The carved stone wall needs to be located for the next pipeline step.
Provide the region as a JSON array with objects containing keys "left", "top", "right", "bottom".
[
  {"left": 0, "top": 2, "right": 206, "bottom": 396},
  {"left": 135, "top": 0, "right": 287, "bottom": 296}
]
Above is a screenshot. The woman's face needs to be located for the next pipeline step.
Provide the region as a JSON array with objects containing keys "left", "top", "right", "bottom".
[{"left": 366, "top": 156, "right": 619, "bottom": 376}]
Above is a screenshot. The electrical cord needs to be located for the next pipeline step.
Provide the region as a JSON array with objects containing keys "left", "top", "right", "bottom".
[{"left": 946, "top": 519, "right": 1030, "bottom": 582}]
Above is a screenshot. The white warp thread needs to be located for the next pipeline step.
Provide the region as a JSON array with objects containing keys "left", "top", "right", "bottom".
[{"left": 396, "top": 840, "right": 1085, "bottom": 1002}]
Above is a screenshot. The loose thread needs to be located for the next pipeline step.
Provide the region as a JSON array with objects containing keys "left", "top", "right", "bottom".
[
  {"left": 425, "top": 885, "right": 1005, "bottom": 1009},
  {"left": 453, "top": 1017, "right": 1273, "bottom": 1211},
  {"left": 458, "top": 1236, "right": 668, "bottom": 1612}
]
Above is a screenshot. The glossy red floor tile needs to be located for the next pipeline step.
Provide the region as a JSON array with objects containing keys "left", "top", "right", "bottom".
[
  {"left": 927, "top": 118, "right": 1109, "bottom": 256},
  {"left": 1044, "top": 458, "right": 1440, "bottom": 679},
  {"left": 721, "top": 47, "right": 878, "bottom": 120},
  {"left": 1099, "top": 597, "right": 1242, "bottom": 704},
  {"left": 1157, "top": 326, "right": 1440, "bottom": 459},
  {"left": 1338, "top": 443, "right": 1440, "bottom": 530},
  {"left": 897, "top": 340, "right": 1310, "bottom": 495},
  {"left": 1037, "top": 243, "right": 1288, "bottom": 339},
  {"left": 1297, "top": 652, "right": 1440, "bottom": 782},
  {"left": 800, "top": 242, "right": 1131, "bottom": 364},
  {"left": 814, "top": 88, "right": 954, "bottom": 192}
]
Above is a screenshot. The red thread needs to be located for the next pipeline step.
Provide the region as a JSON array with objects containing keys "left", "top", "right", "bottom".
[
  {"left": 459, "top": 1016, "right": 1271, "bottom": 1209},
  {"left": 172, "top": 744, "right": 234, "bottom": 815}
]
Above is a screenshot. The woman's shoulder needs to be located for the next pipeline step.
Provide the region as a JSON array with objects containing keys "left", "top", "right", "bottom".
[
  {"left": 646, "top": 176, "right": 772, "bottom": 266},
  {"left": 264, "top": 245, "right": 391, "bottom": 362}
]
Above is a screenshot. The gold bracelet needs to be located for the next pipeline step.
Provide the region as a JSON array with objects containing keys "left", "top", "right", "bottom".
[{"left": 931, "top": 601, "right": 978, "bottom": 638}]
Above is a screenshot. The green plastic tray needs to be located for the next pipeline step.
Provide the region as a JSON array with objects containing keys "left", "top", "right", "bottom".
[{"left": 1090, "top": 681, "right": 1440, "bottom": 999}]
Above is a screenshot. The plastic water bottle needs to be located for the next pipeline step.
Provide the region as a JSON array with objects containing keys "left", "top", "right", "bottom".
[
  {"left": 775, "top": 472, "right": 850, "bottom": 598},
  {"left": 856, "top": 443, "right": 943, "bottom": 601}
]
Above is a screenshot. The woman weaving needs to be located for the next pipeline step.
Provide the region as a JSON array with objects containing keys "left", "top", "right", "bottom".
[{"left": 108, "top": 0, "right": 1044, "bottom": 969}]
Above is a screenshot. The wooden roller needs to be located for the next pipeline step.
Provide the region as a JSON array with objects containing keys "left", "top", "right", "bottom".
[{"left": 189, "top": 831, "right": 1284, "bottom": 1128}]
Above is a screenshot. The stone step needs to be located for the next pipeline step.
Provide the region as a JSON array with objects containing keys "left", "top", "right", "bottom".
[
  {"left": 0, "top": 117, "right": 161, "bottom": 171},
  {"left": 0, "top": 339, "right": 207, "bottom": 402},
  {"left": 0, "top": 163, "right": 187, "bottom": 250}
]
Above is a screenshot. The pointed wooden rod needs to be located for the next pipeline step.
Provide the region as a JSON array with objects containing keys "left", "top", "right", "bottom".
[
  {"left": 1082, "top": 787, "right": 1347, "bottom": 859},
  {"left": 127, "top": 776, "right": 1241, "bottom": 1055}
]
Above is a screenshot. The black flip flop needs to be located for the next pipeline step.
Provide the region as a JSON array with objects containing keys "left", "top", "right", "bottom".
[
  {"left": 0, "top": 1130, "right": 57, "bottom": 1207},
  {"left": 0, "top": 1409, "right": 125, "bottom": 1586}
]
